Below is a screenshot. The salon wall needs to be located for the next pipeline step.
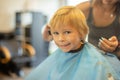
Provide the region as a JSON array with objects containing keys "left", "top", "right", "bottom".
[
  {"left": 67, "top": 0, "right": 89, "bottom": 5},
  {"left": 0, "top": 0, "right": 59, "bottom": 32}
]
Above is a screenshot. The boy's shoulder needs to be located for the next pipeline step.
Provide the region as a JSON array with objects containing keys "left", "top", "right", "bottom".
[{"left": 84, "top": 42, "right": 107, "bottom": 61}]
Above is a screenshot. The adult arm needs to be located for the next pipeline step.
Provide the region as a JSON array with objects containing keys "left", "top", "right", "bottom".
[{"left": 76, "top": 1, "right": 91, "bottom": 18}]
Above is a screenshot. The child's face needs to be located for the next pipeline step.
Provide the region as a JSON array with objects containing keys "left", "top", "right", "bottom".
[{"left": 51, "top": 25, "right": 82, "bottom": 52}]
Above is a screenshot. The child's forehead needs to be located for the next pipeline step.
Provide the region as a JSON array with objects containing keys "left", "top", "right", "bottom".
[{"left": 52, "top": 25, "right": 76, "bottom": 31}]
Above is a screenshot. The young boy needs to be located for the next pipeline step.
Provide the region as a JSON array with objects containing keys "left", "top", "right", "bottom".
[{"left": 25, "top": 6, "right": 119, "bottom": 80}]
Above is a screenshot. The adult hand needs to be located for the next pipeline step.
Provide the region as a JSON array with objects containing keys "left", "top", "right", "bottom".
[
  {"left": 42, "top": 25, "right": 53, "bottom": 41},
  {"left": 98, "top": 36, "right": 118, "bottom": 53}
]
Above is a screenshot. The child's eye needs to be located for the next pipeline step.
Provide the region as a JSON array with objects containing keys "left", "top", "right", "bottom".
[
  {"left": 53, "top": 32, "right": 59, "bottom": 35},
  {"left": 65, "top": 31, "right": 71, "bottom": 34}
]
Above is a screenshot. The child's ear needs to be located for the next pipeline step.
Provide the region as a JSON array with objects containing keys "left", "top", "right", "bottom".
[
  {"left": 48, "top": 30, "right": 51, "bottom": 35},
  {"left": 43, "top": 25, "right": 53, "bottom": 41},
  {"left": 46, "top": 25, "right": 51, "bottom": 35}
]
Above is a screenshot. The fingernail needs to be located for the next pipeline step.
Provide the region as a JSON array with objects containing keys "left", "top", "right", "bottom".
[
  {"left": 99, "top": 39, "right": 102, "bottom": 42},
  {"left": 108, "top": 38, "right": 112, "bottom": 41},
  {"left": 101, "top": 37, "right": 105, "bottom": 40},
  {"left": 98, "top": 42, "right": 100, "bottom": 47}
]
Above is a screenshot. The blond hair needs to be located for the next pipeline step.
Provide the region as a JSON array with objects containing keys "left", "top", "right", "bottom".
[{"left": 49, "top": 6, "right": 89, "bottom": 41}]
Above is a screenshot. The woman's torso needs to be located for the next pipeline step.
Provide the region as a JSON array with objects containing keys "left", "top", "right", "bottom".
[
  {"left": 77, "top": 1, "right": 120, "bottom": 48},
  {"left": 87, "top": 6, "right": 120, "bottom": 48}
]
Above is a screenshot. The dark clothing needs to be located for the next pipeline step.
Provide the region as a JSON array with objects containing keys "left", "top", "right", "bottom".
[{"left": 87, "top": 8, "right": 120, "bottom": 48}]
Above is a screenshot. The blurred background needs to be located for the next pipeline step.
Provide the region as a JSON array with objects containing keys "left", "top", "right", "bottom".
[{"left": 0, "top": 0, "right": 87, "bottom": 80}]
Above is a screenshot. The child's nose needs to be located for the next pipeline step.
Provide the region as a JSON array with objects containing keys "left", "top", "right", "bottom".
[{"left": 58, "top": 34, "right": 65, "bottom": 41}]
